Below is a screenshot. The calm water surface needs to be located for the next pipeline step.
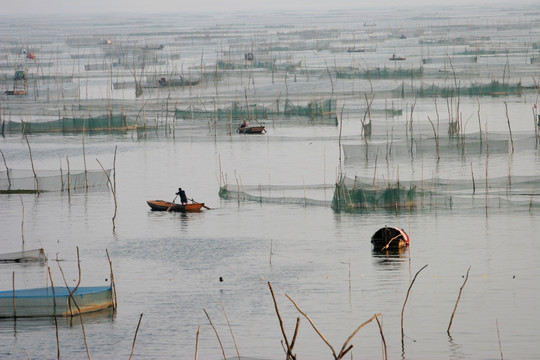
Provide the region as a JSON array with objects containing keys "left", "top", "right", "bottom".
[
  {"left": 1, "top": 127, "right": 539, "bottom": 359},
  {"left": 1, "top": 6, "right": 540, "bottom": 359}
]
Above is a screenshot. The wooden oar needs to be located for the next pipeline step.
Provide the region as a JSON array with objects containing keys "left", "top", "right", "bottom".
[
  {"left": 167, "top": 195, "right": 178, "bottom": 212},
  {"left": 189, "top": 198, "right": 211, "bottom": 210}
]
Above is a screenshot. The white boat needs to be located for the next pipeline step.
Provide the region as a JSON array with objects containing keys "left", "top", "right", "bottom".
[
  {"left": 0, "top": 286, "right": 114, "bottom": 318},
  {"left": 0, "top": 248, "right": 47, "bottom": 263}
]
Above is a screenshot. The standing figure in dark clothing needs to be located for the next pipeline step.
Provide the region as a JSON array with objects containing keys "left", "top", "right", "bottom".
[{"left": 176, "top": 188, "right": 188, "bottom": 205}]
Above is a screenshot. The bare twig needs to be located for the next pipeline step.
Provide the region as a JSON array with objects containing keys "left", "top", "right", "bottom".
[
  {"left": 268, "top": 282, "right": 295, "bottom": 360},
  {"left": 284, "top": 292, "right": 337, "bottom": 358}
]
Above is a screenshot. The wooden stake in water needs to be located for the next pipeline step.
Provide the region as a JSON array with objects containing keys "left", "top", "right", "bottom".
[
  {"left": 447, "top": 265, "right": 471, "bottom": 334},
  {"left": 24, "top": 134, "right": 39, "bottom": 193},
  {"left": 203, "top": 309, "right": 227, "bottom": 360},
  {"left": 12, "top": 272, "right": 16, "bottom": 318},
  {"left": 129, "top": 313, "right": 144, "bottom": 360},
  {"left": 402, "top": 264, "right": 428, "bottom": 351},
  {"left": 504, "top": 102, "right": 514, "bottom": 154}
]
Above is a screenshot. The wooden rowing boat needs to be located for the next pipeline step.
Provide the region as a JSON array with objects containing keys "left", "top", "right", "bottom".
[
  {"left": 0, "top": 248, "right": 47, "bottom": 263},
  {"left": 371, "top": 226, "right": 410, "bottom": 251},
  {"left": 0, "top": 286, "right": 113, "bottom": 318},
  {"left": 237, "top": 125, "right": 266, "bottom": 134},
  {"left": 146, "top": 200, "right": 205, "bottom": 212}
]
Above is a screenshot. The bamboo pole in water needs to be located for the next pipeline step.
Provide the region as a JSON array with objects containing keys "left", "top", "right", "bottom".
[
  {"left": 47, "top": 266, "right": 60, "bottom": 360},
  {"left": 219, "top": 299, "right": 241, "bottom": 359},
  {"left": 97, "top": 158, "right": 117, "bottom": 232},
  {"left": 203, "top": 308, "right": 227, "bottom": 360},
  {"left": 57, "top": 251, "right": 92, "bottom": 360},
  {"left": 0, "top": 149, "right": 12, "bottom": 188},
  {"left": 19, "top": 194, "right": 25, "bottom": 249},
  {"left": 194, "top": 325, "right": 200, "bottom": 360},
  {"left": 105, "top": 249, "right": 118, "bottom": 312},
  {"left": 12, "top": 272, "right": 16, "bottom": 318},
  {"left": 503, "top": 102, "right": 514, "bottom": 154},
  {"left": 129, "top": 314, "right": 143, "bottom": 360},
  {"left": 447, "top": 265, "right": 471, "bottom": 334},
  {"left": 401, "top": 264, "right": 428, "bottom": 351},
  {"left": 375, "top": 314, "right": 388, "bottom": 360},
  {"left": 496, "top": 319, "right": 504, "bottom": 360},
  {"left": 24, "top": 133, "right": 39, "bottom": 193}
]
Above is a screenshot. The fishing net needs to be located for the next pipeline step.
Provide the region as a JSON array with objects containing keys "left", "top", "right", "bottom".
[
  {"left": 333, "top": 174, "right": 540, "bottom": 211},
  {"left": 0, "top": 169, "right": 111, "bottom": 192},
  {"left": 1, "top": 113, "right": 134, "bottom": 134},
  {"left": 218, "top": 183, "right": 334, "bottom": 207}
]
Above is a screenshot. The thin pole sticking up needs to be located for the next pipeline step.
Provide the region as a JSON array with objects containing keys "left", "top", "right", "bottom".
[
  {"left": 105, "top": 249, "right": 118, "bottom": 312},
  {"left": 56, "top": 254, "right": 91, "bottom": 360},
  {"left": 203, "top": 308, "right": 227, "bottom": 360},
  {"left": 129, "top": 313, "right": 144, "bottom": 360},
  {"left": 47, "top": 266, "right": 60, "bottom": 360},
  {"left": 12, "top": 272, "right": 16, "bottom": 319},
  {"left": 97, "top": 159, "right": 117, "bottom": 232},
  {"left": 503, "top": 102, "right": 514, "bottom": 154},
  {"left": 24, "top": 134, "right": 39, "bottom": 193},
  {"left": 496, "top": 319, "right": 504, "bottom": 360},
  {"left": 447, "top": 265, "right": 471, "bottom": 334},
  {"left": 375, "top": 314, "right": 388, "bottom": 360},
  {"left": 19, "top": 194, "right": 25, "bottom": 250},
  {"left": 219, "top": 299, "right": 241, "bottom": 359},
  {"left": 401, "top": 264, "right": 428, "bottom": 351},
  {"left": 0, "top": 149, "right": 12, "bottom": 188},
  {"left": 195, "top": 326, "right": 201, "bottom": 360}
]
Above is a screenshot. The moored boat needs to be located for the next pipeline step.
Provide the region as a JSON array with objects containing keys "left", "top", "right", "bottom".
[
  {"left": 389, "top": 54, "right": 406, "bottom": 61},
  {"left": 371, "top": 226, "right": 410, "bottom": 251},
  {"left": 237, "top": 125, "right": 266, "bottom": 134},
  {"left": 0, "top": 286, "right": 114, "bottom": 318},
  {"left": 147, "top": 200, "right": 205, "bottom": 212},
  {"left": 158, "top": 77, "right": 201, "bottom": 87}
]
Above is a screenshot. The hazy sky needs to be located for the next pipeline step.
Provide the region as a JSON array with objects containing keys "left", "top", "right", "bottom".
[{"left": 1, "top": 0, "right": 537, "bottom": 16}]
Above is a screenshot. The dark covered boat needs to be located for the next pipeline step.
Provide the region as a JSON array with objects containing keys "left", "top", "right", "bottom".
[
  {"left": 147, "top": 200, "right": 205, "bottom": 212},
  {"left": 158, "top": 77, "right": 201, "bottom": 87},
  {"left": 371, "top": 226, "right": 410, "bottom": 251}
]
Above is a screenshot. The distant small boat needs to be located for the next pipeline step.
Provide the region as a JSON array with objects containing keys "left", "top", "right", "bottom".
[
  {"left": 0, "top": 286, "right": 113, "bottom": 318},
  {"left": 3, "top": 90, "right": 27, "bottom": 96},
  {"left": 147, "top": 200, "right": 205, "bottom": 212},
  {"left": 347, "top": 47, "right": 365, "bottom": 53},
  {"left": 158, "top": 77, "right": 201, "bottom": 87},
  {"left": 0, "top": 248, "right": 47, "bottom": 263},
  {"left": 371, "top": 226, "right": 410, "bottom": 251},
  {"left": 237, "top": 125, "right": 266, "bottom": 134},
  {"left": 389, "top": 54, "right": 406, "bottom": 61}
]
